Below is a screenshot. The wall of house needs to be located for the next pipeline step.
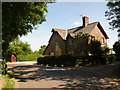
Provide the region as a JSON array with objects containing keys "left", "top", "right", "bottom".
[
  {"left": 90, "top": 25, "right": 107, "bottom": 45},
  {"left": 44, "top": 32, "right": 66, "bottom": 55},
  {"left": 66, "top": 36, "right": 89, "bottom": 57}
]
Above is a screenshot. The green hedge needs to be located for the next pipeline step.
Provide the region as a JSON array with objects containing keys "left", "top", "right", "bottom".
[
  {"left": 17, "top": 53, "right": 43, "bottom": 61},
  {"left": 37, "top": 55, "right": 77, "bottom": 67},
  {"left": 37, "top": 54, "right": 119, "bottom": 67}
]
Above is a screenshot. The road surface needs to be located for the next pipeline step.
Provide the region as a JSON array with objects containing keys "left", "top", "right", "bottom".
[{"left": 7, "top": 61, "right": 120, "bottom": 89}]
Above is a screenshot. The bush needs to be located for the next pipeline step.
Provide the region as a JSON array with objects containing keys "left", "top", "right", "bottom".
[
  {"left": 7, "top": 70, "right": 14, "bottom": 78},
  {"left": 17, "top": 52, "right": 43, "bottom": 61},
  {"left": 113, "top": 41, "right": 120, "bottom": 57},
  {"left": 37, "top": 55, "right": 77, "bottom": 67},
  {"left": 37, "top": 54, "right": 118, "bottom": 67},
  {"left": 106, "top": 54, "right": 116, "bottom": 64},
  {"left": 87, "top": 55, "right": 107, "bottom": 65}
]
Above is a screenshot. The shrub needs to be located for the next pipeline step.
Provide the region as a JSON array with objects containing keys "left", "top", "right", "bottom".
[
  {"left": 113, "top": 41, "right": 120, "bottom": 57},
  {"left": 37, "top": 55, "right": 77, "bottom": 67},
  {"left": 17, "top": 52, "right": 43, "bottom": 61},
  {"left": 89, "top": 40, "right": 102, "bottom": 56},
  {"left": 55, "top": 48, "right": 62, "bottom": 56},
  {"left": 106, "top": 54, "right": 116, "bottom": 64},
  {"left": 7, "top": 70, "right": 14, "bottom": 78}
]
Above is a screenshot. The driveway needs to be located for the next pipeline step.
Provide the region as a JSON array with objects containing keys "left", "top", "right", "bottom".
[{"left": 7, "top": 61, "right": 120, "bottom": 89}]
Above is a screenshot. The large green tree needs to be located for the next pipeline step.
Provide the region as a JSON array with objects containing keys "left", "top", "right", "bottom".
[
  {"left": 6, "top": 38, "right": 32, "bottom": 60},
  {"left": 105, "top": 1, "right": 120, "bottom": 40},
  {"left": 2, "top": 2, "right": 52, "bottom": 55}
]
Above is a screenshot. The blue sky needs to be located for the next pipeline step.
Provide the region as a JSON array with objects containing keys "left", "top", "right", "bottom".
[{"left": 20, "top": 2, "right": 118, "bottom": 51}]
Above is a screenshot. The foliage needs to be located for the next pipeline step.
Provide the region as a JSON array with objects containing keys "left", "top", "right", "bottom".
[
  {"left": 68, "top": 32, "right": 89, "bottom": 56},
  {"left": 102, "top": 44, "right": 110, "bottom": 55},
  {"left": 2, "top": 74, "right": 15, "bottom": 89},
  {"left": 37, "top": 54, "right": 119, "bottom": 67},
  {"left": 75, "top": 32, "right": 89, "bottom": 38},
  {"left": 105, "top": 1, "right": 120, "bottom": 37},
  {"left": 113, "top": 41, "right": 120, "bottom": 57},
  {"left": 17, "top": 51, "right": 43, "bottom": 61},
  {"left": 37, "top": 55, "right": 77, "bottom": 67},
  {"left": 89, "top": 40, "right": 102, "bottom": 56},
  {"left": 2, "top": 2, "right": 52, "bottom": 54},
  {"left": 0, "top": 59, "right": 7, "bottom": 74},
  {"left": 5, "top": 38, "right": 32, "bottom": 61},
  {"left": 7, "top": 70, "right": 14, "bottom": 78},
  {"left": 55, "top": 48, "right": 62, "bottom": 56},
  {"left": 106, "top": 54, "right": 117, "bottom": 64},
  {"left": 88, "top": 41, "right": 111, "bottom": 65},
  {"left": 9, "top": 38, "right": 32, "bottom": 55},
  {"left": 39, "top": 45, "right": 46, "bottom": 54},
  {"left": 5, "top": 39, "right": 46, "bottom": 61}
]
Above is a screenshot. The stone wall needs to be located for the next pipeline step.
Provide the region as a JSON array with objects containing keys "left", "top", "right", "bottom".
[{"left": 44, "top": 32, "right": 66, "bottom": 55}]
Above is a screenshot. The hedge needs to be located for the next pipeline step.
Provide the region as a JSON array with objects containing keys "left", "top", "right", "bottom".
[
  {"left": 37, "top": 55, "right": 77, "bottom": 67},
  {"left": 37, "top": 54, "right": 118, "bottom": 67}
]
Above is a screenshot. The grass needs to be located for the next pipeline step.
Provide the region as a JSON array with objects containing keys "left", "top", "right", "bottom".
[
  {"left": 1, "top": 70, "right": 15, "bottom": 89},
  {"left": 17, "top": 52, "right": 43, "bottom": 61}
]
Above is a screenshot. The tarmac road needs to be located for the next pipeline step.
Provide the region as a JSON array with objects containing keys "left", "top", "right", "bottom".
[{"left": 7, "top": 61, "right": 120, "bottom": 89}]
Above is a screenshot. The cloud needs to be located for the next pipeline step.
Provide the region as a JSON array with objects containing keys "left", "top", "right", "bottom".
[{"left": 73, "top": 22, "right": 81, "bottom": 26}]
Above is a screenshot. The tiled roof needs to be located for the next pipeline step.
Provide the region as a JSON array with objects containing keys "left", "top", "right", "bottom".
[
  {"left": 52, "top": 28, "right": 67, "bottom": 40},
  {"left": 74, "top": 22, "right": 98, "bottom": 34},
  {"left": 52, "top": 22, "right": 108, "bottom": 40},
  {"left": 68, "top": 26, "right": 83, "bottom": 33}
]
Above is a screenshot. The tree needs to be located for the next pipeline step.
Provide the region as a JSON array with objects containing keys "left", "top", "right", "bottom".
[
  {"left": 39, "top": 45, "right": 46, "bottom": 54},
  {"left": 113, "top": 41, "right": 120, "bottom": 56},
  {"left": 105, "top": 1, "right": 120, "bottom": 40},
  {"left": 89, "top": 40, "right": 102, "bottom": 56},
  {"left": 102, "top": 44, "right": 110, "bottom": 55},
  {"left": 5, "top": 38, "right": 32, "bottom": 61},
  {"left": 2, "top": 2, "right": 52, "bottom": 55}
]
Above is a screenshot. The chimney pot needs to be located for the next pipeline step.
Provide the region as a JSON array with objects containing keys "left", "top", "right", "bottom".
[{"left": 83, "top": 16, "right": 89, "bottom": 27}]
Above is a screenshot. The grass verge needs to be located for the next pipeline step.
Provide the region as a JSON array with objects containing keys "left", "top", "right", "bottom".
[{"left": 1, "top": 70, "right": 15, "bottom": 89}]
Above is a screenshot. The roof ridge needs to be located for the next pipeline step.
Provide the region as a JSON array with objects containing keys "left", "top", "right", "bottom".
[
  {"left": 67, "top": 26, "right": 82, "bottom": 31},
  {"left": 53, "top": 28, "right": 66, "bottom": 31},
  {"left": 87, "top": 22, "right": 99, "bottom": 25}
]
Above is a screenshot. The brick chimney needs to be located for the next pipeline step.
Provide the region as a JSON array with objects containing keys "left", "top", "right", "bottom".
[{"left": 82, "top": 16, "right": 89, "bottom": 27}]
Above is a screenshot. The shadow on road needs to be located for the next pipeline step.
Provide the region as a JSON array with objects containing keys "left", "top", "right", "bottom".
[{"left": 10, "top": 63, "right": 120, "bottom": 89}]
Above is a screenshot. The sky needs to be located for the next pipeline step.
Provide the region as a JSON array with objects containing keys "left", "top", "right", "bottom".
[{"left": 20, "top": 2, "right": 118, "bottom": 51}]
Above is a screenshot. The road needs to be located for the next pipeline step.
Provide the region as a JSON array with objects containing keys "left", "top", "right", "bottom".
[{"left": 7, "top": 61, "right": 120, "bottom": 89}]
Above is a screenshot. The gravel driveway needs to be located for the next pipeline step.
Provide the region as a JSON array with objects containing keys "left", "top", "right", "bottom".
[{"left": 7, "top": 61, "right": 120, "bottom": 89}]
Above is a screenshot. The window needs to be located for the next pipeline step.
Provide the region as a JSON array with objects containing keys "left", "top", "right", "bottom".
[
  {"left": 80, "top": 50, "right": 84, "bottom": 56},
  {"left": 50, "top": 52, "right": 54, "bottom": 55},
  {"left": 69, "top": 39, "right": 72, "bottom": 45},
  {"left": 91, "top": 36, "right": 95, "bottom": 41},
  {"left": 55, "top": 43, "right": 59, "bottom": 49},
  {"left": 102, "top": 38, "right": 104, "bottom": 44},
  {"left": 68, "top": 51, "right": 74, "bottom": 55}
]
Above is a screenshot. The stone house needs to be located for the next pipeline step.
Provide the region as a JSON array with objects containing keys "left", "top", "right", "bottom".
[{"left": 43, "top": 16, "right": 109, "bottom": 56}]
